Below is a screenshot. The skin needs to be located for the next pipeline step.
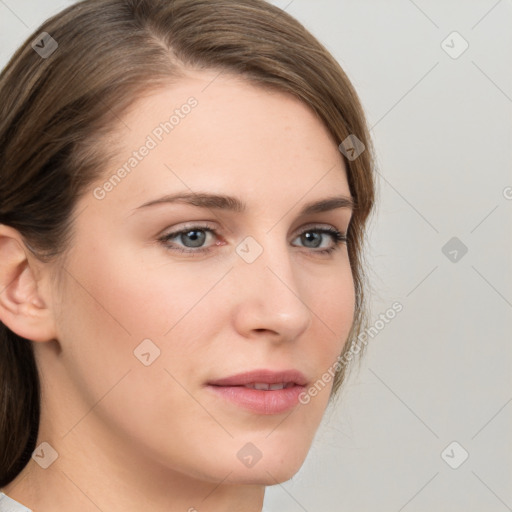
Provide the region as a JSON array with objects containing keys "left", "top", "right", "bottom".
[{"left": 0, "top": 70, "right": 355, "bottom": 512}]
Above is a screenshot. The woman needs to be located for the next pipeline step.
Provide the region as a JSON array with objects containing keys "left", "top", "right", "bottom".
[{"left": 0, "top": 0, "right": 375, "bottom": 510}]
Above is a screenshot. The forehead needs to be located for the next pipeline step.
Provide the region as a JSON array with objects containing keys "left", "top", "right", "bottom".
[{"left": 87, "top": 71, "right": 350, "bottom": 213}]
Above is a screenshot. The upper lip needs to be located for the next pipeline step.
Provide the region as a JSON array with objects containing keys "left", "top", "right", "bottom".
[{"left": 207, "top": 369, "right": 308, "bottom": 387}]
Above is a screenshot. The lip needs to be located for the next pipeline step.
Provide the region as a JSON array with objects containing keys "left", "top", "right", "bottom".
[
  {"left": 208, "top": 369, "right": 308, "bottom": 387},
  {"left": 206, "top": 369, "right": 308, "bottom": 415}
]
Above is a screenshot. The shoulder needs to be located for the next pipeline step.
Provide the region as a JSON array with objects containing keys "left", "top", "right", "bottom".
[{"left": 0, "top": 491, "right": 33, "bottom": 512}]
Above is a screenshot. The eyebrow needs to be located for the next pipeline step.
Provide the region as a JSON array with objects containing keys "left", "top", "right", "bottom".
[{"left": 134, "top": 192, "right": 355, "bottom": 216}]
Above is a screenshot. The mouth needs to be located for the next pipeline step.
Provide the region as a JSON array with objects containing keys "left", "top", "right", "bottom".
[
  {"left": 242, "top": 382, "right": 296, "bottom": 390},
  {"left": 206, "top": 369, "right": 308, "bottom": 415}
]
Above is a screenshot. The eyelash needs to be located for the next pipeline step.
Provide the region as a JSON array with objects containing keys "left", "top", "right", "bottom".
[{"left": 157, "top": 224, "right": 348, "bottom": 256}]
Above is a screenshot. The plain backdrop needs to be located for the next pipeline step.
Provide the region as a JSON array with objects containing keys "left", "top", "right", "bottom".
[{"left": 1, "top": 1, "right": 511, "bottom": 511}]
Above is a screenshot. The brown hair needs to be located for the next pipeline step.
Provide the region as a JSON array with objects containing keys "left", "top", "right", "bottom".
[{"left": 0, "top": 0, "right": 375, "bottom": 487}]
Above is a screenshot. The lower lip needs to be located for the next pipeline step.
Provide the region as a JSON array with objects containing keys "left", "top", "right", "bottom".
[{"left": 207, "top": 385, "right": 305, "bottom": 415}]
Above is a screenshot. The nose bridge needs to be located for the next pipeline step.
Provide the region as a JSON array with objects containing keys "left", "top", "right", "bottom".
[
  {"left": 236, "top": 232, "right": 296, "bottom": 294},
  {"left": 232, "top": 231, "right": 312, "bottom": 336}
]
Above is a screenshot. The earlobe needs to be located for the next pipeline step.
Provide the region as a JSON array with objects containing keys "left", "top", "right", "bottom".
[{"left": 0, "top": 225, "right": 57, "bottom": 342}]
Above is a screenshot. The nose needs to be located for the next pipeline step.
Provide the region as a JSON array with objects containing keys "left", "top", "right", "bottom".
[{"left": 230, "top": 237, "right": 312, "bottom": 343}]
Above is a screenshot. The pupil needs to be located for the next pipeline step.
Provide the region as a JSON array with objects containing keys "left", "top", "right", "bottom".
[
  {"left": 181, "top": 230, "right": 206, "bottom": 247},
  {"left": 302, "top": 232, "right": 321, "bottom": 248}
]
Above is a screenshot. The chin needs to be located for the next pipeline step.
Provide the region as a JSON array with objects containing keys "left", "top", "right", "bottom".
[
  {"left": 221, "top": 440, "right": 311, "bottom": 485},
  {"left": 225, "top": 461, "right": 307, "bottom": 486}
]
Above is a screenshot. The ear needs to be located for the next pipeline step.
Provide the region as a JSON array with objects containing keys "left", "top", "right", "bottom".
[{"left": 0, "top": 224, "right": 57, "bottom": 342}]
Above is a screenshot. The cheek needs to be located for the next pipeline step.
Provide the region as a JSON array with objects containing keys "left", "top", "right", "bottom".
[
  {"left": 304, "top": 265, "right": 355, "bottom": 352},
  {"left": 64, "top": 239, "right": 228, "bottom": 338},
  {"left": 53, "top": 247, "right": 233, "bottom": 466},
  {"left": 283, "top": 264, "right": 355, "bottom": 410},
  {"left": 54, "top": 242, "right": 233, "bottom": 403},
  {"left": 323, "top": 271, "right": 355, "bottom": 327}
]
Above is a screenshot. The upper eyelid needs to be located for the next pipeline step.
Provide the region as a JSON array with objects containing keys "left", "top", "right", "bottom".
[
  {"left": 159, "top": 224, "right": 345, "bottom": 248},
  {"left": 159, "top": 222, "right": 217, "bottom": 238},
  {"left": 160, "top": 223, "right": 344, "bottom": 239}
]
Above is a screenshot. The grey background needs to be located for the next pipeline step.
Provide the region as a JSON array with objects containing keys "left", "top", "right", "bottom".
[{"left": 1, "top": 1, "right": 511, "bottom": 511}]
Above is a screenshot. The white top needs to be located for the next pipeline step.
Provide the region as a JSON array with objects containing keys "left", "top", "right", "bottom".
[{"left": 0, "top": 492, "right": 32, "bottom": 512}]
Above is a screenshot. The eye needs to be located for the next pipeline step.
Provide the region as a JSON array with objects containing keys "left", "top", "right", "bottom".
[
  {"left": 175, "top": 229, "right": 208, "bottom": 248},
  {"left": 158, "top": 224, "right": 221, "bottom": 254},
  {"left": 291, "top": 226, "right": 347, "bottom": 254},
  {"left": 157, "top": 224, "right": 347, "bottom": 256}
]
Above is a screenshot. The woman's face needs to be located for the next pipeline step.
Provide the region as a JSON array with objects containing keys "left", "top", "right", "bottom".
[{"left": 43, "top": 70, "right": 355, "bottom": 485}]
